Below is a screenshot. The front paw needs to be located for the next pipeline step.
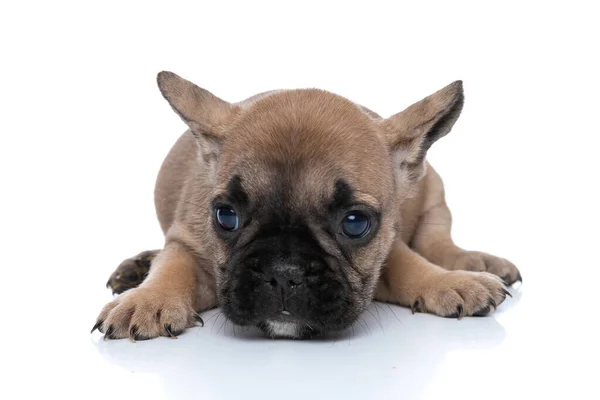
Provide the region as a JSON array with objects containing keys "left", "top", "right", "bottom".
[
  {"left": 411, "top": 271, "right": 511, "bottom": 318},
  {"left": 452, "top": 251, "right": 522, "bottom": 285},
  {"left": 91, "top": 287, "right": 199, "bottom": 340}
]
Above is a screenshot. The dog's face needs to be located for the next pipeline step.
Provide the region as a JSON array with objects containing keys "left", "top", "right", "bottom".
[
  {"left": 157, "top": 72, "right": 464, "bottom": 338},
  {"left": 208, "top": 92, "right": 399, "bottom": 338}
]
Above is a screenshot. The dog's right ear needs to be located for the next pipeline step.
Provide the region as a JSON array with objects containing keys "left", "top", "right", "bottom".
[{"left": 157, "top": 71, "right": 237, "bottom": 171}]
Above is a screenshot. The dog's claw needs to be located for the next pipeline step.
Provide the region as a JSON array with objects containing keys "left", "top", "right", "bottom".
[
  {"left": 473, "top": 306, "right": 491, "bottom": 317},
  {"left": 502, "top": 288, "right": 512, "bottom": 298},
  {"left": 457, "top": 304, "right": 464, "bottom": 320},
  {"left": 164, "top": 324, "right": 178, "bottom": 339},
  {"left": 411, "top": 297, "right": 423, "bottom": 314},
  {"left": 194, "top": 314, "right": 205, "bottom": 327},
  {"left": 445, "top": 304, "right": 464, "bottom": 319},
  {"left": 129, "top": 325, "right": 138, "bottom": 343},
  {"left": 91, "top": 320, "right": 103, "bottom": 334},
  {"left": 516, "top": 273, "right": 523, "bottom": 283},
  {"left": 489, "top": 298, "right": 497, "bottom": 311},
  {"left": 104, "top": 325, "right": 114, "bottom": 340}
]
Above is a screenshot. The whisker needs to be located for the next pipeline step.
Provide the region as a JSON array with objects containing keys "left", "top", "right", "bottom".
[
  {"left": 386, "top": 304, "right": 403, "bottom": 325},
  {"left": 359, "top": 317, "right": 371, "bottom": 336},
  {"left": 365, "top": 307, "right": 383, "bottom": 331},
  {"left": 219, "top": 315, "right": 229, "bottom": 335},
  {"left": 350, "top": 312, "right": 370, "bottom": 336},
  {"left": 373, "top": 302, "right": 384, "bottom": 332},
  {"left": 204, "top": 310, "right": 222, "bottom": 323},
  {"left": 210, "top": 311, "right": 224, "bottom": 333}
]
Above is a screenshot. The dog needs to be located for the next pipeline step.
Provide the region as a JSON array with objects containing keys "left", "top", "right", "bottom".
[{"left": 92, "top": 72, "right": 521, "bottom": 340}]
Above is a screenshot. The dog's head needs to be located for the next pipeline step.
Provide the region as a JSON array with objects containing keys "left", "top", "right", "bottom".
[{"left": 157, "top": 72, "right": 463, "bottom": 338}]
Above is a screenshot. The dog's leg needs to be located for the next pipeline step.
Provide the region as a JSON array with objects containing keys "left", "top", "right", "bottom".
[
  {"left": 106, "top": 250, "right": 160, "bottom": 295},
  {"left": 410, "top": 171, "right": 521, "bottom": 285},
  {"left": 411, "top": 201, "right": 521, "bottom": 285},
  {"left": 375, "top": 240, "right": 510, "bottom": 317},
  {"left": 92, "top": 240, "right": 216, "bottom": 340}
]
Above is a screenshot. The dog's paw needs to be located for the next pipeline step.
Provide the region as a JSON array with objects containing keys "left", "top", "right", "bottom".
[
  {"left": 450, "top": 251, "right": 522, "bottom": 285},
  {"left": 411, "top": 271, "right": 511, "bottom": 318},
  {"left": 91, "top": 287, "right": 200, "bottom": 341},
  {"left": 106, "top": 250, "right": 159, "bottom": 295}
]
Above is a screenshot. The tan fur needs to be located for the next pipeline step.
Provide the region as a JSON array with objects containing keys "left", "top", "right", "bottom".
[
  {"left": 96, "top": 241, "right": 214, "bottom": 339},
  {"left": 94, "top": 72, "right": 519, "bottom": 340}
]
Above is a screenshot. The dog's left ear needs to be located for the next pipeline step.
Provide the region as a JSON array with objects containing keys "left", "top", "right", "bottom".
[{"left": 382, "top": 81, "right": 464, "bottom": 174}]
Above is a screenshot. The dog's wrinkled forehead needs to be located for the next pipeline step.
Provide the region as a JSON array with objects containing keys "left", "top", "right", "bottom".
[{"left": 216, "top": 89, "right": 395, "bottom": 208}]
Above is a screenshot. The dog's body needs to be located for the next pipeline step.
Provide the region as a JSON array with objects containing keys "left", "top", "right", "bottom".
[{"left": 94, "top": 73, "right": 520, "bottom": 340}]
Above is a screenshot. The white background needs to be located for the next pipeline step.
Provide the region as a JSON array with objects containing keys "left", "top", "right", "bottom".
[{"left": 1, "top": 1, "right": 599, "bottom": 399}]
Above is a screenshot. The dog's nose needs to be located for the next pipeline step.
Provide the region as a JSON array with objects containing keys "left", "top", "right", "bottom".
[
  {"left": 265, "top": 267, "right": 304, "bottom": 291},
  {"left": 271, "top": 274, "right": 303, "bottom": 289}
]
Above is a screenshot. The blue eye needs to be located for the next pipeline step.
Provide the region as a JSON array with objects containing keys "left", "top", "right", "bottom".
[
  {"left": 216, "top": 207, "right": 239, "bottom": 231},
  {"left": 341, "top": 212, "right": 371, "bottom": 238}
]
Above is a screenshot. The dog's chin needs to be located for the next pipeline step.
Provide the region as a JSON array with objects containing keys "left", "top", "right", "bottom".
[
  {"left": 260, "top": 320, "right": 304, "bottom": 339},
  {"left": 257, "top": 317, "right": 319, "bottom": 339}
]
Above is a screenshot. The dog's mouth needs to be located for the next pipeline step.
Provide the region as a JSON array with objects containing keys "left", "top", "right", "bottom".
[{"left": 219, "top": 286, "right": 367, "bottom": 339}]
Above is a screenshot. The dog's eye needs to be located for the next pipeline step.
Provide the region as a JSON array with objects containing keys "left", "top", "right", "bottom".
[
  {"left": 341, "top": 212, "right": 371, "bottom": 238},
  {"left": 216, "top": 207, "right": 239, "bottom": 231}
]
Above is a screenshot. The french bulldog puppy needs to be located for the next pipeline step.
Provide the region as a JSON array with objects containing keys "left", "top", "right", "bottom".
[{"left": 93, "top": 72, "right": 520, "bottom": 340}]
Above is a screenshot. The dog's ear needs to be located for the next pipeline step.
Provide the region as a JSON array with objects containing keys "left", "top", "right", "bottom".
[
  {"left": 157, "top": 71, "right": 237, "bottom": 171},
  {"left": 382, "top": 81, "right": 464, "bottom": 179}
]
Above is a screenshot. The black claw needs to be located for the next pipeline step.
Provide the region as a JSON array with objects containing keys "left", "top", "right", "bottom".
[
  {"left": 194, "top": 314, "right": 205, "bottom": 327},
  {"left": 516, "top": 273, "right": 523, "bottom": 283},
  {"left": 474, "top": 299, "right": 495, "bottom": 317},
  {"left": 164, "top": 324, "right": 178, "bottom": 339},
  {"left": 129, "top": 325, "right": 138, "bottom": 341},
  {"left": 489, "top": 298, "right": 497, "bottom": 311},
  {"left": 445, "top": 304, "right": 463, "bottom": 319},
  {"left": 91, "top": 320, "right": 104, "bottom": 334},
  {"left": 502, "top": 288, "right": 513, "bottom": 298},
  {"left": 171, "top": 328, "right": 184, "bottom": 336},
  {"left": 411, "top": 297, "right": 423, "bottom": 314},
  {"left": 104, "top": 325, "right": 114, "bottom": 340},
  {"left": 473, "top": 306, "right": 491, "bottom": 317}
]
